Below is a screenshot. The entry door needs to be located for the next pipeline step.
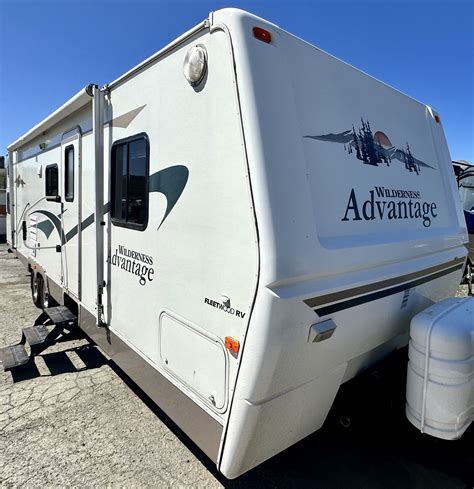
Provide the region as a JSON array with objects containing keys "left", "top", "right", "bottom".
[{"left": 61, "top": 128, "right": 81, "bottom": 299}]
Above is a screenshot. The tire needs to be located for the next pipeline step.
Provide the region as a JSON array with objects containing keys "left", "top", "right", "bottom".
[
  {"left": 41, "top": 282, "right": 51, "bottom": 310},
  {"left": 31, "top": 273, "right": 43, "bottom": 309}
]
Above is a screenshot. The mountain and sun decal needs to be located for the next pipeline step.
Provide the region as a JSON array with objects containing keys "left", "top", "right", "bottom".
[{"left": 305, "top": 118, "right": 435, "bottom": 175}]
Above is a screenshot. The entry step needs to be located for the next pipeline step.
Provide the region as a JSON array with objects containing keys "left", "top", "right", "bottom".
[
  {"left": 0, "top": 344, "right": 29, "bottom": 369},
  {"left": 45, "top": 306, "right": 77, "bottom": 325},
  {"left": 23, "top": 324, "right": 49, "bottom": 346}
]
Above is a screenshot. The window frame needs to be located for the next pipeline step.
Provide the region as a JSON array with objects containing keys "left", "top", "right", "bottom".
[
  {"left": 45, "top": 163, "right": 59, "bottom": 201},
  {"left": 110, "top": 133, "right": 150, "bottom": 231},
  {"left": 64, "top": 144, "right": 75, "bottom": 202}
]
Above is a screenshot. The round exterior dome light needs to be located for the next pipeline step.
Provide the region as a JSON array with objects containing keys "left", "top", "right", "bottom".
[{"left": 183, "top": 45, "right": 207, "bottom": 86}]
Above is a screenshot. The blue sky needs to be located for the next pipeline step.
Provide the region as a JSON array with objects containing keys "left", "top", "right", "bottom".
[{"left": 0, "top": 0, "right": 472, "bottom": 162}]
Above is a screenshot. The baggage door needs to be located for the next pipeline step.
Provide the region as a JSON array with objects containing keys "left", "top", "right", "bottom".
[{"left": 61, "top": 127, "right": 81, "bottom": 299}]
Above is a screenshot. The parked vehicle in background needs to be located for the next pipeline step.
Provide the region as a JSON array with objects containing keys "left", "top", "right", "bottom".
[{"left": 453, "top": 160, "right": 474, "bottom": 293}]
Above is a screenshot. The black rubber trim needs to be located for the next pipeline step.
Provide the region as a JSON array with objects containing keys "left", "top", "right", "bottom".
[{"left": 315, "top": 262, "right": 464, "bottom": 317}]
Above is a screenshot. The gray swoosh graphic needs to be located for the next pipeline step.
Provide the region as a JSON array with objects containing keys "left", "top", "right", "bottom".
[
  {"left": 36, "top": 165, "right": 189, "bottom": 240},
  {"left": 149, "top": 165, "right": 189, "bottom": 229},
  {"left": 34, "top": 210, "right": 66, "bottom": 244},
  {"left": 36, "top": 219, "right": 55, "bottom": 238}
]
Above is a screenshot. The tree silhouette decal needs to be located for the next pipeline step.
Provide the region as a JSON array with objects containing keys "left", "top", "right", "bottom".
[
  {"left": 347, "top": 118, "right": 392, "bottom": 166},
  {"left": 304, "top": 118, "right": 435, "bottom": 174}
]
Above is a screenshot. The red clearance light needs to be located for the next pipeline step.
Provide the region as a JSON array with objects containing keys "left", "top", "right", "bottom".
[
  {"left": 434, "top": 114, "right": 441, "bottom": 123},
  {"left": 253, "top": 26, "right": 272, "bottom": 44}
]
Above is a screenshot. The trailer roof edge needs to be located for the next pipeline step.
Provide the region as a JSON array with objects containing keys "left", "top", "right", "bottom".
[
  {"left": 8, "top": 16, "right": 210, "bottom": 152},
  {"left": 106, "top": 19, "right": 209, "bottom": 91},
  {"left": 7, "top": 86, "right": 93, "bottom": 152}
]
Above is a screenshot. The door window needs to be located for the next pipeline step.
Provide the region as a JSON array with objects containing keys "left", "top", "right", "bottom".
[
  {"left": 45, "top": 164, "right": 59, "bottom": 199},
  {"left": 64, "top": 145, "right": 74, "bottom": 202}
]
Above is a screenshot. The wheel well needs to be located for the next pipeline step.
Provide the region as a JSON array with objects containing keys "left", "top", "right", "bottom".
[{"left": 29, "top": 267, "right": 43, "bottom": 282}]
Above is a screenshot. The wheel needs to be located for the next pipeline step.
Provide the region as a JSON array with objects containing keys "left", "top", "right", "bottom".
[
  {"left": 41, "top": 282, "right": 51, "bottom": 310},
  {"left": 31, "top": 273, "right": 43, "bottom": 309}
]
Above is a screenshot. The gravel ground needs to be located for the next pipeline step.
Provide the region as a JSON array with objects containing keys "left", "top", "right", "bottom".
[{"left": 0, "top": 243, "right": 472, "bottom": 488}]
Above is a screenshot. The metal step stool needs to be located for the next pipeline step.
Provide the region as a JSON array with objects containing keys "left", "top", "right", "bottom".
[
  {"left": 23, "top": 324, "right": 49, "bottom": 346},
  {"left": 44, "top": 306, "right": 77, "bottom": 327},
  {"left": 0, "top": 344, "right": 30, "bottom": 369},
  {"left": 0, "top": 306, "right": 78, "bottom": 370}
]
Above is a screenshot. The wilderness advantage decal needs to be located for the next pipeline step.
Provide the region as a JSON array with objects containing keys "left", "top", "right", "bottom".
[
  {"left": 110, "top": 245, "right": 155, "bottom": 285},
  {"left": 342, "top": 186, "right": 438, "bottom": 228},
  {"left": 305, "top": 118, "right": 439, "bottom": 228}
]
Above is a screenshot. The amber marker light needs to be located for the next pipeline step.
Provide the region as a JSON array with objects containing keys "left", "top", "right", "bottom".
[
  {"left": 225, "top": 336, "right": 240, "bottom": 354},
  {"left": 253, "top": 26, "right": 272, "bottom": 44}
]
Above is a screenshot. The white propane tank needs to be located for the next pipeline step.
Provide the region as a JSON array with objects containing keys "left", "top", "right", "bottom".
[{"left": 406, "top": 296, "right": 473, "bottom": 440}]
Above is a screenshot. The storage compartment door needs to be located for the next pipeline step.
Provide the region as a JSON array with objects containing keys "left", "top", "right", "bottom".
[{"left": 159, "top": 312, "right": 228, "bottom": 412}]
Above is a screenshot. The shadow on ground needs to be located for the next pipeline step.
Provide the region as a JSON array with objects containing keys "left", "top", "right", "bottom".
[
  {"left": 112, "top": 348, "right": 474, "bottom": 489},
  {"left": 9, "top": 344, "right": 108, "bottom": 383}
]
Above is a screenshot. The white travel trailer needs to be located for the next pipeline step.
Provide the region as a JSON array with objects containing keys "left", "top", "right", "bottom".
[{"left": 4, "top": 9, "right": 469, "bottom": 478}]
